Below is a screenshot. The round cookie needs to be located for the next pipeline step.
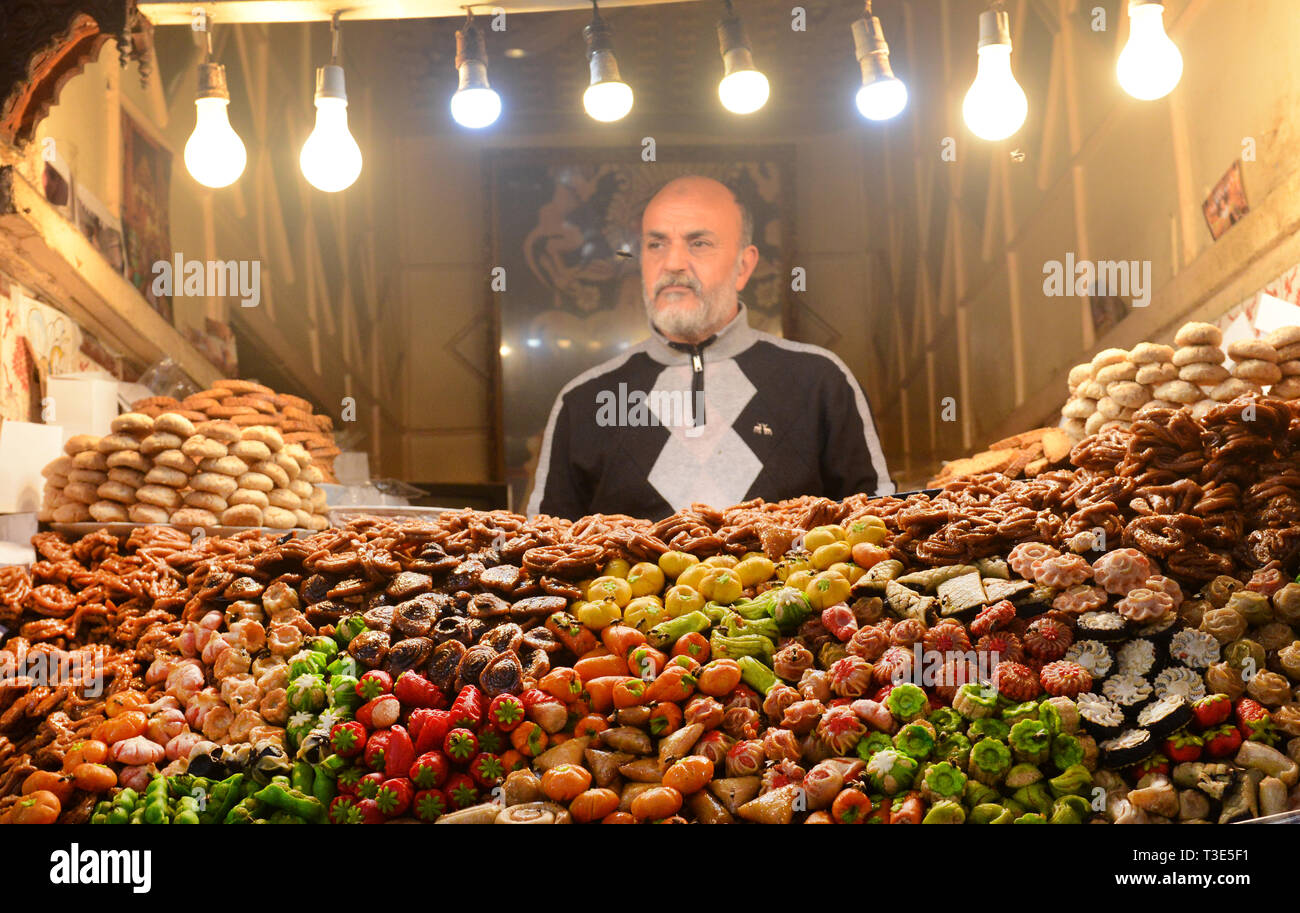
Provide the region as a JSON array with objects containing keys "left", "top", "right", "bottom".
[
  {"left": 153, "top": 413, "right": 196, "bottom": 438},
  {"left": 1154, "top": 380, "right": 1202, "bottom": 404},
  {"left": 191, "top": 472, "right": 239, "bottom": 499},
  {"left": 228, "top": 488, "right": 269, "bottom": 509},
  {"left": 293, "top": 509, "right": 315, "bottom": 530},
  {"left": 284, "top": 445, "right": 312, "bottom": 468},
  {"left": 222, "top": 504, "right": 264, "bottom": 527},
  {"left": 289, "top": 479, "right": 313, "bottom": 501},
  {"left": 305, "top": 514, "right": 330, "bottom": 532},
  {"left": 184, "top": 490, "right": 228, "bottom": 513},
  {"left": 64, "top": 434, "right": 100, "bottom": 456},
  {"left": 251, "top": 461, "right": 290, "bottom": 489},
  {"left": 1061, "top": 417, "right": 1087, "bottom": 439},
  {"left": 1096, "top": 361, "right": 1138, "bottom": 385},
  {"left": 106, "top": 450, "right": 151, "bottom": 474},
  {"left": 107, "top": 467, "right": 146, "bottom": 488},
  {"left": 42, "top": 456, "right": 75, "bottom": 478},
  {"left": 1061, "top": 397, "right": 1095, "bottom": 420},
  {"left": 1279, "top": 360, "right": 1300, "bottom": 376},
  {"left": 68, "top": 468, "right": 108, "bottom": 485},
  {"left": 1128, "top": 342, "right": 1174, "bottom": 364},
  {"left": 128, "top": 503, "right": 170, "bottom": 524},
  {"left": 140, "top": 432, "right": 184, "bottom": 456},
  {"left": 1211, "top": 378, "right": 1263, "bottom": 402},
  {"left": 1076, "top": 380, "right": 1104, "bottom": 401},
  {"left": 1269, "top": 376, "right": 1300, "bottom": 399},
  {"left": 267, "top": 488, "right": 301, "bottom": 511},
  {"left": 300, "top": 465, "right": 324, "bottom": 485},
  {"left": 170, "top": 508, "right": 218, "bottom": 528},
  {"left": 110, "top": 413, "right": 155, "bottom": 435},
  {"left": 1067, "top": 363, "right": 1094, "bottom": 388},
  {"left": 95, "top": 481, "right": 137, "bottom": 504},
  {"left": 232, "top": 412, "right": 278, "bottom": 427},
  {"left": 1108, "top": 381, "right": 1150, "bottom": 409},
  {"left": 52, "top": 502, "right": 91, "bottom": 523},
  {"left": 182, "top": 395, "right": 221, "bottom": 412},
  {"left": 237, "top": 472, "right": 274, "bottom": 493},
  {"left": 1172, "top": 345, "right": 1225, "bottom": 367},
  {"left": 145, "top": 466, "right": 191, "bottom": 489},
  {"left": 153, "top": 450, "right": 196, "bottom": 473},
  {"left": 1233, "top": 359, "right": 1282, "bottom": 385},
  {"left": 1179, "top": 363, "right": 1230, "bottom": 385},
  {"left": 195, "top": 420, "right": 240, "bottom": 444},
  {"left": 1084, "top": 411, "right": 1107, "bottom": 436},
  {"left": 1174, "top": 321, "right": 1223, "bottom": 347},
  {"left": 136, "top": 484, "right": 182, "bottom": 510},
  {"left": 214, "top": 379, "right": 275, "bottom": 396},
  {"left": 198, "top": 455, "right": 248, "bottom": 477},
  {"left": 273, "top": 452, "right": 301, "bottom": 481},
  {"left": 310, "top": 489, "right": 328, "bottom": 513},
  {"left": 89, "top": 500, "right": 130, "bottom": 523},
  {"left": 72, "top": 450, "right": 109, "bottom": 471},
  {"left": 262, "top": 506, "right": 296, "bottom": 530},
  {"left": 230, "top": 440, "right": 272, "bottom": 464},
  {"left": 97, "top": 433, "right": 141, "bottom": 453},
  {"left": 1091, "top": 348, "right": 1129, "bottom": 369},
  {"left": 182, "top": 436, "right": 227, "bottom": 462},
  {"left": 1227, "top": 339, "right": 1278, "bottom": 363},
  {"left": 1266, "top": 326, "right": 1300, "bottom": 348},
  {"left": 1134, "top": 362, "right": 1177, "bottom": 386},
  {"left": 1276, "top": 343, "right": 1300, "bottom": 362},
  {"left": 1095, "top": 397, "right": 1123, "bottom": 420},
  {"left": 241, "top": 426, "right": 284, "bottom": 451},
  {"left": 62, "top": 482, "right": 100, "bottom": 505}
]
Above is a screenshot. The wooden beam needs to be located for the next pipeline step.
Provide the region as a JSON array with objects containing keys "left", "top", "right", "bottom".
[
  {"left": 0, "top": 164, "right": 222, "bottom": 385},
  {"left": 139, "top": 0, "right": 694, "bottom": 26}
]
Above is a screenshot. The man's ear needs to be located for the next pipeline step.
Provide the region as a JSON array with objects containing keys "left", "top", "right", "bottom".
[{"left": 735, "top": 245, "right": 760, "bottom": 291}]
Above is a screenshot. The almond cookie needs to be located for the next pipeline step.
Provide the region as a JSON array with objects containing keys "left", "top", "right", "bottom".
[
  {"left": 170, "top": 508, "right": 219, "bottom": 528},
  {"left": 72, "top": 450, "right": 110, "bottom": 472},
  {"left": 198, "top": 455, "right": 249, "bottom": 477},
  {"left": 153, "top": 450, "right": 197, "bottom": 473},
  {"left": 1279, "top": 360, "right": 1300, "bottom": 376},
  {"left": 1174, "top": 321, "right": 1223, "bottom": 347},
  {"left": 1172, "top": 345, "right": 1225, "bottom": 367},
  {"left": 214, "top": 378, "right": 276, "bottom": 397},
  {"left": 181, "top": 394, "right": 221, "bottom": 410},
  {"left": 1107, "top": 381, "right": 1150, "bottom": 409},
  {"left": 107, "top": 467, "right": 146, "bottom": 488},
  {"left": 95, "top": 480, "right": 137, "bottom": 504},
  {"left": 293, "top": 509, "right": 315, "bottom": 530},
  {"left": 267, "top": 488, "right": 301, "bottom": 511},
  {"left": 226, "top": 395, "right": 276, "bottom": 414},
  {"left": 229, "top": 488, "right": 269, "bottom": 509},
  {"left": 1067, "top": 363, "right": 1094, "bottom": 389},
  {"left": 111, "top": 412, "right": 155, "bottom": 435},
  {"left": 1178, "top": 362, "right": 1230, "bottom": 385},
  {"left": 1084, "top": 411, "right": 1107, "bottom": 436},
  {"left": 182, "top": 436, "right": 228, "bottom": 462},
  {"left": 1210, "top": 377, "right": 1263, "bottom": 401},
  {"left": 97, "top": 433, "right": 142, "bottom": 453},
  {"left": 89, "top": 500, "right": 130, "bottom": 522},
  {"left": 136, "top": 484, "right": 182, "bottom": 510},
  {"left": 195, "top": 420, "right": 241, "bottom": 444},
  {"left": 241, "top": 426, "right": 284, "bottom": 451},
  {"left": 230, "top": 440, "right": 272, "bottom": 463},
  {"left": 1091, "top": 348, "right": 1129, "bottom": 370},
  {"left": 1233, "top": 359, "right": 1282, "bottom": 385},
  {"left": 289, "top": 479, "right": 313, "bottom": 501},
  {"left": 68, "top": 469, "right": 108, "bottom": 485},
  {"left": 1079, "top": 380, "right": 1106, "bottom": 401},
  {"left": 43, "top": 475, "right": 69, "bottom": 491},
  {"left": 128, "top": 503, "right": 170, "bottom": 524},
  {"left": 1153, "top": 380, "right": 1202, "bottom": 404},
  {"left": 300, "top": 464, "right": 324, "bottom": 485},
  {"left": 1276, "top": 343, "right": 1300, "bottom": 362},
  {"left": 145, "top": 466, "right": 190, "bottom": 489},
  {"left": 42, "top": 456, "right": 75, "bottom": 478},
  {"left": 221, "top": 504, "right": 264, "bottom": 527},
  {"left": 1095, "top": 361, "right": 1138, "bottom": 385},
  {"left": 251, "top": 461, "right": 290, "bottom": 489},
  {"left": 1269, "top": 376, "right": 1300, "bottom": 398},
  {"left": 153, "top": 413, "right": 197, "bottom": 438},
  {"left": 1128, "top": 342, "right": 1175, "bottom": 364},
  {"left": 274, "top": 452, "right": 301, "bottom": 480},
  {"left": 184, "top": 490, "right": 229, "bottom": 513},
  {"left": 63, "top": 434, "right": 100, "bottom": 456},
  {"left": 262, "top": 506, "right": 297, "bottom": 530},
  {"left": 284, "top": 444, "right": 312, "bottom": 468},
  {"left": 106, "top": 450, "right": 150, "bottom": 472},
  {"left": 237, "top": 472, "right": 274, "bottom": 493},
  {"left": 1134, "top": 362, "right": 1178, "bottom": 386},
  {"left": 140, "top": 432, "right": 184, "bottom": 456},
  {"left": 1266, "top": 326, "right": 1300, "bottom": 348},
  {"left": 52, "top": 502, "right": 91, "bottom": 523},
  {"left": 1095, "top": 397, "right": 1123, "bottom": 420},
  {"left": 1061, "top": 397, "right": 1095, "bottom": 420},
  {"left": 191, "top": 472, "right": 239, "bottom": 499},
  {"left": 1227, "top": 338, "right": 1278, "bottom": 363}
]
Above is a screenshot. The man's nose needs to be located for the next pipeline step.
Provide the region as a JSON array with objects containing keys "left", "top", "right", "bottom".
[{"left": 662, "top": 239, "right": 690, "bottom": 273}]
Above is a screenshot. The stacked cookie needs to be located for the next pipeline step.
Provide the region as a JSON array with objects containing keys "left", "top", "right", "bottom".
[
  {"left": 38, "top": 413, "right": 330, "bottom": 531},
  {"left": 131, "top": 378, "right": 340, "bottom": 482},
  {"left": 1268, "top": 325, "right": 1300, "bottom": 398},
  {"left": 1060, "top": 346, "right": 1153, "bottom": 437}
]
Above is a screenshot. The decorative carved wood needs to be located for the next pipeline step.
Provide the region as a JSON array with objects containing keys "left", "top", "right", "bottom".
[{"left": 0, "top": 0, "right": 150, "bottom": 146}]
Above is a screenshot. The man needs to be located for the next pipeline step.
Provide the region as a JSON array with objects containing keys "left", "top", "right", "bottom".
[{"left": 527, "top": 175, "right": 893, "bottom": 520}]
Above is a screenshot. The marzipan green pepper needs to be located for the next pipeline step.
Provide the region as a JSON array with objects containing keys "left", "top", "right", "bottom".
[
  {"left": 736, "top": 655, "right": 777, "bottom": 696},
  {"left": 201, "top": 773, "right": 245, "bottom": 824},
  {"left": 646, "top": 611, "right": 711, "bottom": 649},
  {"left": 709, "top": 631, "right": 774, "bottom": 663},
  {"left": 253, "top": 783, "right": 327, "bottom": 823},
  {"left": 291, "top": 760, "right": 315, "bottom": 794},
  {"left": 969, "top": 803, "right": 1013, "bottom": 824}
]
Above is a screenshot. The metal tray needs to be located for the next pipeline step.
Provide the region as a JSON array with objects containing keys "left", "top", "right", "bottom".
[{"left": 50, "top": 522, "right": 314, "bottom": 539}]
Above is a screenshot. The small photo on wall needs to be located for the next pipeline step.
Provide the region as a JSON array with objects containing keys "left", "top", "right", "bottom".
[
  {"left": 73, "top": 183, "right": 126, "bottom": 276},
  {"left": 1204, "top": 160, "right": 1249, "bottom": 241},
  {"left": 121, "top": 110, "right": 173, "bottom": 324}
]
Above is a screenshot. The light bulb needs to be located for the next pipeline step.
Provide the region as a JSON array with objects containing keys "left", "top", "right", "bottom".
[
  {"left": 452, "top": 20, "right": 501, "bottom": 128},
  {"left": 301, "top": 98, "right": 362, "bottom": 192},
  {"left": 718, "top": 69, "right": 769, "bottom": 114},
  {"left": 584, "top": 81, "right": 633, "bottom": 122},
  {"left": 856, "top": 78, "right": 908, "bottom": 121},
  {"left": 184, "top": 65, "right": 246, "bottom": 188},
  {"left": 1117, "top": 1, "right": 1182, "bottom": 100},
  {"left": 962, "top": 11, "right": 1028, "bottom": 141},
  {"left": 451, "top": 86, "right": 502, "bottom": 128}
]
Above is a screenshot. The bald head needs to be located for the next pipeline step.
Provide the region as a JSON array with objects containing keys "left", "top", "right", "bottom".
[{"left": 640, "top": 175, "right": 759, "bottom": 344}]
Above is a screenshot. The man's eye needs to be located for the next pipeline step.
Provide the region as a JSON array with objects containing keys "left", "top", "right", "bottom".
[{"left": 691, "top": 240, "right": 710, "bottom": 248}]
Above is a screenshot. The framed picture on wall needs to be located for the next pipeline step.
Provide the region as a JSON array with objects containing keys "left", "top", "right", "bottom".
[
  {"left": 1203, "top": 160, "right": 1249, "bottom": 241},
  {"left": 121, "top": 110, "right": 173, "bottom": 323},
  {"left": 486, "top": 146, "right": 796, "bottom": 512}
]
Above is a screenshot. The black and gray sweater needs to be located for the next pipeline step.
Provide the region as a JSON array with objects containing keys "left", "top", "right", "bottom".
[{"left": 526, "top": 304, "right": 894, "bottom": 520}]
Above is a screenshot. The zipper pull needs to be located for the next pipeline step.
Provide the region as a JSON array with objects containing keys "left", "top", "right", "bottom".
[{"left": 692, "top": 353, "right": 703, "bottom": 373}]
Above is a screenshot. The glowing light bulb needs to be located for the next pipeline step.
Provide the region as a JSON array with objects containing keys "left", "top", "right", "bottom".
[
  {"left": 451, "top": 85, "right": 502, "bottom": 129},
  {"left": 583, "top": 13, "right": 633, "bottom": 122},
  {"left": 962, "top": 10, "right": 1028, "bottom": 141},
  {"left": 184, "top": 65, "right": 246, "bottom": 189},
  {"left": 717, "top": 8, "right": 768, "bottom": 115},
  {"left": 584, "top": 80, "right": 633, "bottom": 122},
  {"left": 452, "top": 19, "right": 501, "bottom": 128},
  {"left": 856, "top": 78, "right": 908, "bottom": 121},
  {"left": 1117, "top": 1, "right": 1183, "bottom": 100},
  {"left": 299, "top": 66, "right": 362, "bottom": 192},
  {"left": 852, "top": 11, "right": 907, "bottom": 122}
]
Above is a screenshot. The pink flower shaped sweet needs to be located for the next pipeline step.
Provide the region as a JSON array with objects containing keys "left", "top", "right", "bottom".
[
  {"left": 1051, "top": 584, "right": 1109, "bottom": 615},
  {"left": 1031, "top": 553, "right": 1094, "bottom": 589},
  {"left": 1115, "top": 587, "right": 1174, "bottom": 623},
  {"left": 1092, "top": 548, "right": 1155, "bottom": 595},
  {"left": 1142, "top": 574, "right": 1184, "bottom": 610},
  {"left": 1008, "top": 541, "right": 1061, "bottom": 580},
  {"left": 1039, "top": 660, "right": 1093, "bottom": 698}
]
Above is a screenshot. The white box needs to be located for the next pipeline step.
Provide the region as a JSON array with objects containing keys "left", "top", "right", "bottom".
[
  {"left": 46, "top": 372, "right": 118, "bottom": 442},
  {"left": 334, "top": 451, "right": 371, "bottom": 485},
  {"left": 0, "top": 421, "right": 63, "bottom": 512}
]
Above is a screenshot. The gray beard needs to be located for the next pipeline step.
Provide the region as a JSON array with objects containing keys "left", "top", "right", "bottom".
[{"left": 643, "top": 259, "right": 741, "bottom": 342}]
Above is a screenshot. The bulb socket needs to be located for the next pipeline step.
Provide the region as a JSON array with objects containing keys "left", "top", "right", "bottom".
[
  {"left": 196, "top": 62, "right": 230, "bottom": 100},
  {"left": 584, "top": 15, "right": 615, "bottom": 57},
  {"left": 978, "top": 9, "right": 1012, "bottom": 49},
  {"left": 458, "top": 59, "right": 491, "bottom": 92},
  {"left": 588, "top": 49, "right": 623, "bottom": 87},
  {"left": 315, "top": 64, "right": 347, "bottom": 102},
  {"left": 852, "top": 15, "right": 896, "bottom": 83},
  {"left": 456, "top": 21, "right": 488, "bottom": 70},
  {"left": 717, "top": 14, "right": 752, "bottom": 60}
]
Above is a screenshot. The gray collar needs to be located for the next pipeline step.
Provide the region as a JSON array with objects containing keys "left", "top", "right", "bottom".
[{"left": 643, "top": 302, "right": 759, "bottom": 365}]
